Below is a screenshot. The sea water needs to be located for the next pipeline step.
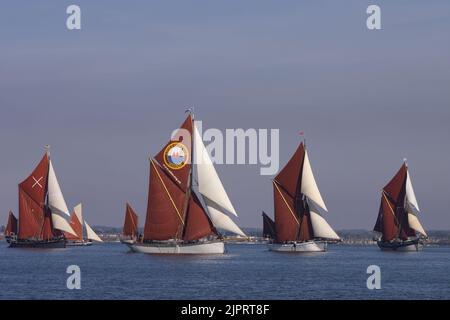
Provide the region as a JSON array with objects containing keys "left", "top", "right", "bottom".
[{"left": 0, "top": 242, "right": 449, "bottom": 300}]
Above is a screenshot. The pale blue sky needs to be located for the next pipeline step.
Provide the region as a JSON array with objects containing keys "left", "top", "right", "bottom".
[{"left": 1, "top": 1, "right": 449, "bottom": 229}]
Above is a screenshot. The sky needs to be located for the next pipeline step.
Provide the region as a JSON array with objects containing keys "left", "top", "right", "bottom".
[{"left": 0, "top": 1, "right": 449, "bottom": 230}]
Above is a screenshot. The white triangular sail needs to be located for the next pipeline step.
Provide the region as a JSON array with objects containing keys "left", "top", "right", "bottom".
[
  {"left": 196, "top": 194, "right": 246, "bottom": 237},
  {"left": 48, "top": 160, "right": 71, "bottom": 216},
  {"left": 193, "top": 123, "right": 237, "bottom": 216},
  {"left": 405, "top": 170, "right": 427, "bottom": 237},
  {"left": 301, "top": 150, "right": 328, "bottom": 212},
  {"left": 73, "top": 203, "right": 83, "bottom": 226},
  {"left": 48, "top": 160, "right": 76, "bottom": 235},
  {"left": 84, "top": 221, "right": 103, "bottom": 242},
  {"left": 309, "top": 211, "right": 340, "bottom": 240},
  {"left": 405, "top": 171, "right": 420, "bottom": 213},
  {"left": 407, "top": 213, "right": 427, "bottom": 237},
  {"left": 192, "top": 122, "right": 245, "bottom": 237},
  {"left": 52, "top": 213, "right": 77, "bottom": 236},
  {"left": 307, "top": 199, "right": 339, "bottom": 240}
]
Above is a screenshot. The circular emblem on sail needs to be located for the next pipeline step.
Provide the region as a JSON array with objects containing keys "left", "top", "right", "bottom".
[{"left": 163, "top": 142, "right": 189, "bottom": 170}]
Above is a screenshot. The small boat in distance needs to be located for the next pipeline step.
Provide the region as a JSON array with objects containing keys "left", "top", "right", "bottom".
[
  {"left": 123, "top": 111, "right": 246, "bottom": 254},
  {"left": 64, "top": 203, "right": 103, "bottom": 246},
  {"left": 8, "top": 147, "right": 77, "bottom": 248},
  {"left": 120, "top": 203, "right": 140, "bottom": 245},
  {"left": 374, "top": 160, "right": 427, "bottom": 251},
  {"left": 267, "top": 141, "right": 340, "bottom": 252},
  {"left": 4, "top": 211, "right": 18, "bottom": 244},
  {"left": 262, "top": 211, "right": 276, "bottom": 241}
]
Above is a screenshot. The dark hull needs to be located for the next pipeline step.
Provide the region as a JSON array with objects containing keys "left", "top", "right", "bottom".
[
  {"left": 377, "top": 238, "right": 422, "bottom": 251},
  {"left": 9, "top": 238, "right": 66, "bottom": 248}
]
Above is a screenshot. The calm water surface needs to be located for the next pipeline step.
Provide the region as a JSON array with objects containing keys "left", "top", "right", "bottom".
[{"left": 0, "top": 242, "right": 449, "bottom": 300}]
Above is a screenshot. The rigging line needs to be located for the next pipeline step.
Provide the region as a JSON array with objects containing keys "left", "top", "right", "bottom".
[
  {"left": 179, "top": 117, "right": 194, "bottom": 237},
  {"left": 273, "top": 181, "right": 300, "bottom": 225},
  {"left": 150, "top": 159, "right": 185, "bottom": 225}
]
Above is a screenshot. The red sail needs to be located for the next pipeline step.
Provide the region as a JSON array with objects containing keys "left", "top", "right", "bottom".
[
  {"left": 298, "top": 209, "right": 314, "bottom": 242},
  {"left": 274, "top": 142, "right": 305, "bottom": 198},
  {"left": 378, "top": 164, "right": 414, "bottom": 240},
  {"left": 18, "top": 154, "right": 49, "bottom": 240},
  {"left": 123, "top": 203, "right": 139, "bottom": 237},
  {"left": 41, "top": 208, "right": 57, "bottom": 240},
  {"left": 5, "top": 211, "right": 18, "bottom": 236},
  {"left": 273, "top": 181, "right": 299, "bottom": 242},
  {"left": 19, "top": 154, "right": 49, "bottom": 207},
  {"left": 383, "top": 164, "right": 407, "bottom": 203},
  {"left": 18, "top": 188, "right": 44, "bottom": 239},
  {"left": 262, "top": 211, "right": 277, "bottom": 239},
  {"left": 65, "top": 211, "right": 83, "bottom": 241},
  {"left": 373, "top": 202, "right": 384, "bottom": 233},
  {"left": 262, "top": 211, "right": 276, "bottom": 239},
  {"left": 183, "top": 193, "right": 216, "bottom": 241},
  {"left": 380, "top": 193, "right": 399, "bottom": 241},
  {"left": 154, "top": 115, "right": 193, "bottom": 192},
  {"left": 144, "top": 160, "right": 186, "bottom": 241},
  {"left": 398, "top": 207, "right": 416, "bottom": 240}
]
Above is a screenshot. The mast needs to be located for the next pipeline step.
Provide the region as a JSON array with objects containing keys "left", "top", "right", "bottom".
[
  {"left": 180, "top": 109, "right": 219, "bottom": 241},
  {"left": 180, "top": 108, "right": 195, "bottom": 239}
]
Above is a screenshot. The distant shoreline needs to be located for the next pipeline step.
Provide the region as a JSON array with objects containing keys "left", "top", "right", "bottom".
[{"left": 2, "top": 228, "right": 449, "bottom": 246}]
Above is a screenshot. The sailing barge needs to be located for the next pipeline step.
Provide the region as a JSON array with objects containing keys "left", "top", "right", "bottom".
[
  {"left": 265, "top": 142, "right": 340, "bottom": 252},
  {"left": 7, "top": 149, "right": 77, "bottom": 248},
  {"left": 4, "top": 211, "right": 18, "bottom": 244},
  {"left": 122, "top": 112, "right": 246, "bottom": 254},
  {"left": 374, "top": 161, "right": 427, "bottom": 251},
  {"left": 121, "top": 202, "right": 139, "bottom": 245},
  {"left": 64, "top": 203, "right": 103, "bottom": 246}
]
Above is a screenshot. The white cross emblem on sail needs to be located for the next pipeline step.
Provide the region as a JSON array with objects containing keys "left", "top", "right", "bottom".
[{"left": 32, "top": 176, "right": 43, "bottom": 189}]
